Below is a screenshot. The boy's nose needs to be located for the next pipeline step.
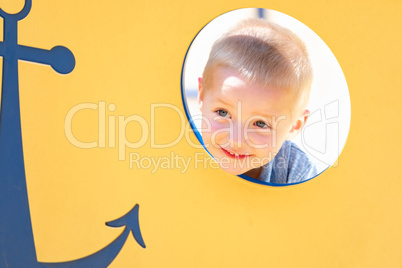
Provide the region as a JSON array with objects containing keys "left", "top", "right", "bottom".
[{"left": 229, "top": 124, "right": 247, "bottom": 149}]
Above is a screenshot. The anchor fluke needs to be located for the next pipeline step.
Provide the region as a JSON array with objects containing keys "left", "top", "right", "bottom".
[
  {"left": 106, "top": 204, "right": 146, "bottom": 248},
  {"left": 39, "top": 204, "right": 146, "bottom": 267}
]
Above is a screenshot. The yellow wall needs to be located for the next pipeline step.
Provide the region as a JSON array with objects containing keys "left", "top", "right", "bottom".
[{"left": 1, "top": 0, "right": 401, "bottom": 267}]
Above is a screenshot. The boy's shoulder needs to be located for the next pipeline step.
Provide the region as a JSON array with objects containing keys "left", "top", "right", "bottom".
[{"left": 258, "top": 140, "right": 317, "bottom": 184}]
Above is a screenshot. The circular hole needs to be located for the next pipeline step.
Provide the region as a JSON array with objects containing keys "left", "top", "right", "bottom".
[{"left": 181, "top": 8, "right": 351, "bottom": 186}]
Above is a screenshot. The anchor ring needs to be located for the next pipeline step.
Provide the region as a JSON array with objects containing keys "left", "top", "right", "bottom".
[{"left": 0, "top": 0, "right": 32, "bottom": 20}]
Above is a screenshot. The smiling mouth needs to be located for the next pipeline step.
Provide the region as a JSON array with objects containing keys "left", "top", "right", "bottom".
[{"left": 219, "top": 146, "right": 252, "bottom": 159}]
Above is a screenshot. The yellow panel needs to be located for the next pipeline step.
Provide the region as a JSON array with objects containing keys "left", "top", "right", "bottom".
[{"left": 0, "top": 0, "right": 399, "bottom": 267}]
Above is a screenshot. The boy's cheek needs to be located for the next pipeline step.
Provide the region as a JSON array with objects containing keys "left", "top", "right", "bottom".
[
  {"left": 246, "top": 132, "right": 271, "bottom": 148},
  {"left": 210, "top": 120, "right": 229, "bottom": 130},
  {"left": 210, "top": 121, "right": 230, "bottom": 135},
  {"left": 200, "top": 123, "right": 226, "bottom": 148}
]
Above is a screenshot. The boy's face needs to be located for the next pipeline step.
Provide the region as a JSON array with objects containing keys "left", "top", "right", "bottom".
[{"left": 198, "top": 67, "right": 308, "bottom": 178}]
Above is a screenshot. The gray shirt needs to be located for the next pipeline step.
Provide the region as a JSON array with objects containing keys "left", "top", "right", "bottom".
[{"left": 258, "top": 140, "right": 317, "bottom": 184}]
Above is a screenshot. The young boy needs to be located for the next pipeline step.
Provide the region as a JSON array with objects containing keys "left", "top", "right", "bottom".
[{"left": 198, "top": 18, "right": 317, "bottom": 184}]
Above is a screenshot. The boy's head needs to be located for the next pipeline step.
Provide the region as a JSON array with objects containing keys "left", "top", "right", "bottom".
[{"left": 198, "top": 18, "right": 314, "bottom": 179}]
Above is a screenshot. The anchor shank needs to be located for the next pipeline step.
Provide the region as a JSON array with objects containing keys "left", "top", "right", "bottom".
[
  {"left": 3, "top": 18, "right": 17, "bottom": 47},
  {"left": 0, "top": 17, "right": 39, "bottom": 266}
]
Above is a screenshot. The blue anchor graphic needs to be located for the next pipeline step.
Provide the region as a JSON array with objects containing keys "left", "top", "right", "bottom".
[{"left": 0, "top": 1, "right": 145, "bottom": 267}]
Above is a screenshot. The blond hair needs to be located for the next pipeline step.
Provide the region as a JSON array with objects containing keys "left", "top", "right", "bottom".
[{"left": 202, "top": 18, "right": 313, "bottom": 111}]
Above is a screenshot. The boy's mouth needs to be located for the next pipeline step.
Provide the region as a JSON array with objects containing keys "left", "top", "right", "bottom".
[{"left": 219, "top": 146, "right": 251, "bottom": 159}]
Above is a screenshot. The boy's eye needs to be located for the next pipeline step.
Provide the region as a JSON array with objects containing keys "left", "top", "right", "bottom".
[
  {"left": 254, "top": 120, "right": 269, "bottom": 128},
  {"left": 216, "top": 109, "right": 230, "bottom": 118}
]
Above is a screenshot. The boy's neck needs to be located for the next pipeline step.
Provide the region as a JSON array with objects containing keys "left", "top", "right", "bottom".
[{"left": 244, "top": 166, "right": 263, "bottom": 180}]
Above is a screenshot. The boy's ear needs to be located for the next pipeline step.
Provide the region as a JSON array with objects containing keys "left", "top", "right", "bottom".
[
  {"left": 198, "top": 77, "right": 204, "bottom": 110},
  {"left": 286, "top": 109, "right": 310, "bottom": 140}
]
